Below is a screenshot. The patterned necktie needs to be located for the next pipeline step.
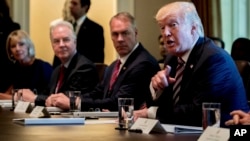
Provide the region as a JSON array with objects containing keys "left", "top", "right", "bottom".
[
  {"left": 109, "top": 59, "right": 121, "bottom": 91},
  {"left": 172, "top": 57, "right": 185, "bottom": 105},
  {"left": 55, "top": 65, "right": 66, "bottom": 93}
]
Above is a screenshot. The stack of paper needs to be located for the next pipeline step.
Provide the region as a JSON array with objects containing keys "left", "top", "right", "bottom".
[
  {"left": 162, "top": 124, "right": 203, "bottom": 134},
  {"left": 73, "top": 112, "right": 118, "bottom": 118},
  {"left": 0, "top": 100, "right": 12, "bottom": 108}
]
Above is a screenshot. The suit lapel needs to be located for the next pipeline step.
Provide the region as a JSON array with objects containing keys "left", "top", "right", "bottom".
[{"left": 59, "top": 53, "right": 79, "bottom": 92}]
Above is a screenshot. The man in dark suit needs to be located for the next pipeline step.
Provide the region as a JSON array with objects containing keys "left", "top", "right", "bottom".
[
  {"left": 21, "top": 20, "right": 99, "bottom": 107},
  {"left": 0, "top": 0, "right": 20, "bottom": 92},
  {"left": 134, "top": 1, "right": 249, "bottom": 127},
  {"left": 49, "top": 12, "right": 160, "bottom": 111},
  {"left": 53, "top": 0, "right": 104, "bottom": 68}
]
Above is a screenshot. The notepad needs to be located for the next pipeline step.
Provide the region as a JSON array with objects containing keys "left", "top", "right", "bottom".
[{"left": 13, "top": 118, "right": 85, "bottom": 125}]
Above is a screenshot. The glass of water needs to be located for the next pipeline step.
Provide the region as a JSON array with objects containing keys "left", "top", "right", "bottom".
[
  {"left": 118, "top": 98, "right": 134, "bottom": 129},
  {"left": 66, "top": 91, "right": 81, "bottom": 113},
  {"left": 11, "top": 89, "right": 23, "bottom": 110},
  {"left": 202, "top": 102, "right": 221, "bottom": 130}
]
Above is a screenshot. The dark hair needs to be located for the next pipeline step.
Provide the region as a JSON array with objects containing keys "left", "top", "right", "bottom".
[
  {"left": 80, "top": 0, "right": 91, "bottom": 13},
  {"left": 231, "top": 37, "right": 250, "bottom": 62},
  {"left": 0, "top": 0, "right": 11, "bottom": 21}
]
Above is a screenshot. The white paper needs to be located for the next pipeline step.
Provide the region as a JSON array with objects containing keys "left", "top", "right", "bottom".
[
  {"left": 130, "top": 118, "right": 160, "bottom": 134},
  {"left": 85, "top": 120, "right": 116, "bottom": 124},
  {"left": 131, "top": 118, "right": 203, "bottom": 134},
  {"left": 161, "top": 124, "right": 203, "bottom": 134},
  {"left": 14, "top": 101, "right": 32, "bottom": 113},
  {"left": 198, "top": 126, "right": 229, "bottom": 141},
  {"left": 46, "top": 107, "right": 64, "bottom": 112},
  {"left": 73, "top": 112, "right": 118, "bottom": 118},
  {"left": 30, "top": 106, "right": 50, "bottom": 118}
]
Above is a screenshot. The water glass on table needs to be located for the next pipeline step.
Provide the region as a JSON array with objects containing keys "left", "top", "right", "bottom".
[
  {"left": 116, "top": 98, "right": 134, "bottom": 130},
  {"left": 11, "top": 89, "right": 23, "bottom": 110},
  {"left": 67, "top": 91, "right": 81, "bottom": 113},
  {"left": 202, "top": 102, "right": 221, "bottom": 130}
]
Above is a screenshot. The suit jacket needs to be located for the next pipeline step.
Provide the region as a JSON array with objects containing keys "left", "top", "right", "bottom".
[
  {"left": 155, "top": 37, "right": 249, "bottom": 127},
  {"left": 77, "top": 17, "right": 104, "bottom": 63},
  {"left": 52, "top": 18, "right": 104, "bottom": 68},
  {"left": 81, "top": 43, "right": 160, "bottom": 111},
  {"left": 35, "top": 53, "right": 99, "bottom": 106},
  {"left": 0, "top": 21, "right": 20, "bottom": 92}
]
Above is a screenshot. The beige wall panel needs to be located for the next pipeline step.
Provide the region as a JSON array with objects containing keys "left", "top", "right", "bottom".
[
  {"left": 30, "top": 0, "right": 117, "bottom": 65},
  {"left": 30, "top": 0, "right": 65, "bottom": 64}
]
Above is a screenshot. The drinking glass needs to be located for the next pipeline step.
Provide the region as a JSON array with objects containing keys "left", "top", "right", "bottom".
[
  {"left": 11, "top": 89, "right": 23, "bottom": 110},
  {"left": 202, "top": 102, "right": 221, "bottom": 130},
  {"left": 67, "top": 91, "right": 81, "bottom": 113},
  {"left": 117, "top": 98, "right": 134, "bottom": 129}
]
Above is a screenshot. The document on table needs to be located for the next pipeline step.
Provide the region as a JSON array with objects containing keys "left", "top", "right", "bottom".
[
  {"left": 161, "top": 124, "right": 203, "bottom": 134},
  {"left": 131, "top": 118, "right": 202, "bottom": 134},
  {"left": 0, "top": 100, "right": 12, "bottom": 108},
  {"left": 13, "top": 118, "right": 85, "bottom": 125},
  {"left": 45, "top": 107, "right": 64, "bottom": 112},
  {"left": 73, "top": 111, "right": 118, "bottom": 118}
]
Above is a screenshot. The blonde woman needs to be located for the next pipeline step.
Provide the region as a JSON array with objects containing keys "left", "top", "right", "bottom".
[{"left": 0, "top": 30, "right": 53, "bottom": 99}]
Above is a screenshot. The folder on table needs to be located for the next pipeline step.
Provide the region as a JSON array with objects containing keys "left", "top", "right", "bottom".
[{"left": 13, "top": 118, "right": 85, "bottom": 125}]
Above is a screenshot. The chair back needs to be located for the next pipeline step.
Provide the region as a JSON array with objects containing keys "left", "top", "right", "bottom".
[
  {"left": 94, "top": 63, "right": 108, "bottom": 83},
  {"left": 234, "top": 60, "right": 250, "bottom": 101}
]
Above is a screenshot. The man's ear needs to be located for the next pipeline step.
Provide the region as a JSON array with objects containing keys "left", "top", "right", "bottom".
[{"left": 191, "top": 24, "right": 197, "bottom": 35}]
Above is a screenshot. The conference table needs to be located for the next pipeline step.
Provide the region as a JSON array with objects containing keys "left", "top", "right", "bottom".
[{"left": 0, "top": 107, "right": 200, "bottom": 141}]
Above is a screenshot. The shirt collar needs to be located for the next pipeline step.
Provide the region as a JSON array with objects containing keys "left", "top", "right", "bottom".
[
  {"left": 63, "top": 50, "right": 77, "bottom": 68},
  {"left": 75, "top": 15, "right": 86, "bottom": 34},
  {"left": 76, "top": 15, "right": 86, "bottom": 27},
  {"left": 118, "top": 42, "right": 139, "bottom": 65},
  {"left": 180, "top": 37, "right": 199, "bottom": 63}
]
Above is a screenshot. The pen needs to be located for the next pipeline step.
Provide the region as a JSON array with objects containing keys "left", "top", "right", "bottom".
[{"left": 128, "top": 129, "right": 143, "bottom": 133}]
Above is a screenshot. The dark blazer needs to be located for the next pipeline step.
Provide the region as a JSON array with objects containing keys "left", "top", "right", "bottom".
[
  {"left": 52, "top": 18, "right": 104, "bottom": 68},
  {"left": 77, "top": 17, "right": 104, "bottom": 63},
  {"left": 0, "top": 21, "right": 20, "bottom": 92},
  {"left": 81, "top": 43, "right": 160, "bottom": 111},
  {"left": 35, "top": 53, "right": 99, "bottom": 106},
  {"left": 155, "top": 37, "right": 249, "bottom": 127}
]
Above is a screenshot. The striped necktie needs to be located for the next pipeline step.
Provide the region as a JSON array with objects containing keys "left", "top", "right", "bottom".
[{"left": 172, "top": 57, "right": 185, "bottom": 105}]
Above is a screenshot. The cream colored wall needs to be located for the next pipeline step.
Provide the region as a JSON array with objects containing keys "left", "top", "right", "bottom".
[
  {"left": 87, "top": 0, "right": 117, "bottom": 65},
  {"left": 30, "top": 0, "right": 117, "bottom": 65},
  {"left": 30, "top": 0, "right": 64, "bottom": 65}
]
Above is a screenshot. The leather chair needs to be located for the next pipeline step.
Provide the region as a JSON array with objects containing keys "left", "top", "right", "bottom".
[
  {"left": 94, "top": 63, "right": 108, "bottom": 83},
  {"left": 234, "top": 60, "right": 250, "bottom": 103}
]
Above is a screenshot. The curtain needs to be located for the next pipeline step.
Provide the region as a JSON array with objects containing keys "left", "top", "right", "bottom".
[{"left": 191, "top": 0, "right": 222, "bottom": 38}]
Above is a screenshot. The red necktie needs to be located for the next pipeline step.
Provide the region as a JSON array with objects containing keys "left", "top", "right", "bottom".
[
  {"left": 109, "top": 59, "right": 121, "bottom": 91},
  {"left": 55, "top": 65, "right": 65, "bottom": 93}
]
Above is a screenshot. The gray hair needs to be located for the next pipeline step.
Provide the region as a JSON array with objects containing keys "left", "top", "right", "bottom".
[
  {"left": 6, "top": 29, "right": 35, "bottom": 62},
  {"left": 110, "top": 12, "right": 137, "bottom": 29},
  {"left": 155, "top": 1, "right": 204, "bottom": 37},
  {"left": 49, "top": 20, "right": 76, "bottom": 40}
]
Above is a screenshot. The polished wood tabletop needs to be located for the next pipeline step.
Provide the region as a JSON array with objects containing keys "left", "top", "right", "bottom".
[{"left": 0, "top": 107, "right": 200, "bottom": 141}]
